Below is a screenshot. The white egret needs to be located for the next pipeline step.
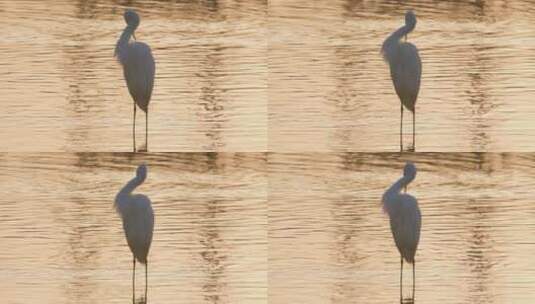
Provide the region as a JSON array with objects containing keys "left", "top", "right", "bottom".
[
  {"left": 115, "top": 164, "right": 154, "bottom": 299},
  {"left": 115, "top": 9, "right": 155, "bottom": 152},
  {"left": 382, "top": 10, "right": 422, "bottom": 149},
  {"left": 382, "top": 162, "right": 421, "bottom": 299}
]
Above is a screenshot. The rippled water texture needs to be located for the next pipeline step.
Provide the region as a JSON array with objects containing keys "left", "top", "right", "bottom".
[
  {"left": 0, "top": 1, "right": 267, "bottom": 152},
  {"left": 0, "top": 153, "right": 267, "bottom": 303},
  {"left": 269, "top": 0, "right": 535, "bottom": 151},
  {"left": 269, "top": 153, "right": 535, "bottom": 303}
]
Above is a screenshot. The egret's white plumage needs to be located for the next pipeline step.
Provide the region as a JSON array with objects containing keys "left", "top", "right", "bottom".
[
  {"left": 115, "top": 164, "right": 154, "bottom": 298},
  {"left": 382, "top": 10, "right": 422, "bottom": 148},
  {"left": 115, "top": 9, "right": 155, "bottom": 151},
  {"left": 382, "top": 162, "right": 421, "bottom": 299}
]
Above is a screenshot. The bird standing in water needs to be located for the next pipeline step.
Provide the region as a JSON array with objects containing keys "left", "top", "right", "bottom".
[
  {"left": 115, "top": 9, "right": 155, "bottom": 152},
  {"left": 115, "top": 164, "right": 154, "bottom": 300},
  {"left": 382, "top": 10, "right": 422, "bottom": 150},
  {"left": 382, "top": 162, "right": 421, "bottom": 300}
]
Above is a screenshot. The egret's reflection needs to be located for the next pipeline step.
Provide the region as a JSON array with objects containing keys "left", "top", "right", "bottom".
[
  {"left": 401, "top": 140, "right": 415, "bottom": 152},
  {"left": 136, "top": 141, "right": 148, "bottom": 153},
  {"left": 134, "top": 296, "right": 147, "bottom": 304},
  {"left": 401, "top": 296, "right": 414, "bottom": 304}
]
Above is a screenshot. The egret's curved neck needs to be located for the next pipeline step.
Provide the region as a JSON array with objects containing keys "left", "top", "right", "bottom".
[
  {"left": 116, "top": 175, "right": 144, "bottom": 203},
  {"left": 385, "top": 24, "right": 413, "bottom": 47},
  {"left": 115, "top": 26, "right": 135, "bottom": 58},
  {"left": 120, "top": 26, "right": 136, "bottom": 44},
  {"left": 381, "top": 24, "right": 414, "bottom": 62},
  {"left": 383, "top": 175, "right": 412, "bottom": 203}
]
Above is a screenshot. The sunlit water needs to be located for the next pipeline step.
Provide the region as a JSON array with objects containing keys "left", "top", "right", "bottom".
[
  {"left": 269, "top": 153, "right": 535, "bottom": 303},
  {"left": 269, "top": 0, "right": 535, "bottom": 152},
  {"left": 0, "top": 153, "right": 267, "bottom": 303},
  {"left": 0, "top": 0, "right": 267, "bottom": 152}
]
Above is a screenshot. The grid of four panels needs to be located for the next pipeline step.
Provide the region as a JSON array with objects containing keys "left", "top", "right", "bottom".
[{"left": 1, "top": 1, "right": 535, "bottom": 304}]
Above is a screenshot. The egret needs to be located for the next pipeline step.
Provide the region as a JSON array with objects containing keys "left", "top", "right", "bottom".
[
  {"left": 115, "top": 164, "right": 154, "bottom": 300},
  {"left": 382, "top": 162, "right": 421, "bottom": 300},
  {"left": 382, "top": 10, "right": 422, "bottom": 150},
  {"left": 115, "top": 9, "right": 155, "bottom": 152}
]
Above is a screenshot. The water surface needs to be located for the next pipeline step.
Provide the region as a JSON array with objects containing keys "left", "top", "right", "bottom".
[
  {"left": 0, "top": 0, "right": 266, "bottom": 152},
  {"left": 269, "top": 153, "right": 535, "bottom": 303},
  {"left": 0, "top": 153, "right": 267, "bottom": 303},
  {"left": 269, "top": 0, "right": 535, "bottom": 151}
]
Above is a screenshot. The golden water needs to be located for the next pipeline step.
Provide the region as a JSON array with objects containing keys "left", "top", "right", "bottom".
[
  {"left": 269, "top": 153, "right": 535, "bottom": 303},
  {"left": 269, "top": 0, "right": 535, "bottom": 151},
  {"left": 2, "top": 0, "right": 535, "bottom": 303},
  {"left": 0, "top": 1, "right": 266, "bottom": 152},
  {"left": 0, "top": 153, "right": 267, "bottom": 303}
]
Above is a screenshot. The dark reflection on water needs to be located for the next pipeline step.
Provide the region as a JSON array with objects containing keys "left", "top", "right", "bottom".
[
  {"left": 269, "top": 153, "right": 535, "bottom": 304},
  {"left": 0, "top": 153, "right": 267, "bottom": 303},
  {"left": 200, "top": 199, "right": 227, "bottom": 303},
  {"left": 198, "top": 46, "right": 227, "bottom": 151}
]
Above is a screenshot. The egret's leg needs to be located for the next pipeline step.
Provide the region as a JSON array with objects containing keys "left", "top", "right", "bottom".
[
  {"left": 145, "top": 262, "right": 148, "bottom": 300},
  {"left": 146, "top": 111, "right": 149, "bottom": 150},
  {"left": 132, "top": 257, "right": 136, "bottom": 301},
  {"left": 133, "top": 103, "right": 137, "bottom": 152},
  {"left": 413, "top": 110, "right": 416, "bottom": 149},
  {"left": 400, "top": 257, "right": 403, "bottom": 300},
  {"left": 400, "top": 104, "right": 404, "bottom": 150},
  {"left": 412, "top": 261, "right": 416, "bottom": 299}
]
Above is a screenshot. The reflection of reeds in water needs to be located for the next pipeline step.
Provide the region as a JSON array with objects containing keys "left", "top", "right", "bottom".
[
  {"left": 330, "top": 186, "right": 367, "bottom": 302},
  {"left": 197, "top": 44, "right": 227, "bottom": 151},
  {"left": 464, "top": 197, "right": 497, "bottom": 303},
  {"left": 465, "top": 39, "right": 493, "bottom": 152},
  {"left": 200, "top": 199, "right": 228, "bottom": 303}
]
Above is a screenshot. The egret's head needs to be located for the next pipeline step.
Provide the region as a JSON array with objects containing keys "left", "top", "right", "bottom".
[
  {"left": 136, "top": 164, "right": 148, "bottom": 181},
  {"left": 124, "top": 9, "right": 140, "bottom": 29},
  {"left": 403, "top": 161, "right": 417, "bottom": 181},
  {"left": 405, "top": 10, "right": 417, "bottom": 31}
]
